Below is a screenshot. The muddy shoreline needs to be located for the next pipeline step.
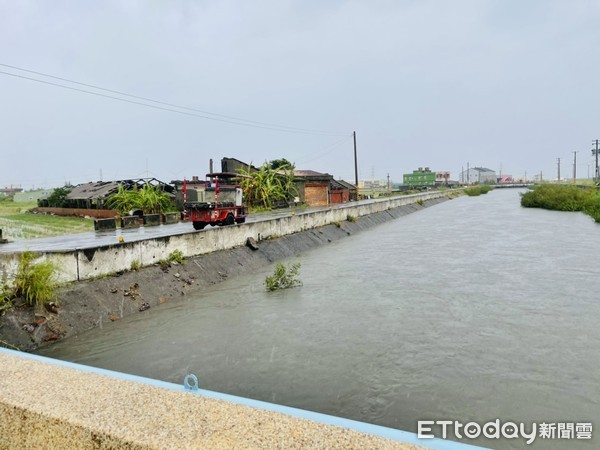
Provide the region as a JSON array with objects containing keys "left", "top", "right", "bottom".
[{"left": 0, "top": 197, "right": 448, "bottom": 351}]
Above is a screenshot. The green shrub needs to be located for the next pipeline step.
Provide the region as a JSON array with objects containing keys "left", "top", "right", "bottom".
[
  {"left": 47, "top": 187, "right": 71, "bottom": 207},
  {"left": 130, "top": 260, "right": 141, "bottom": 271},
  {"left": 521, "top": 184, "right": 594, "bottom": 211},
  {"left": 167, "top": 249, "right": 185, "bottom": 264},
  {"left": 346, "top": 214, "right": 357, "bottom": 222},
  {"left": 416, "top": 199, "right": 424, "bottom": 206},
  {"left": 521, "top": 184, "right": 600, "bottom": 223},
  {"left": 13, "top": 252, "right": 58, "bottom": 308},
  {"left": 265, "top": 262, "right": 302, "bottom": 291},
  {"left": 464, "top": 185, "right": 493, "bottom": 196}
]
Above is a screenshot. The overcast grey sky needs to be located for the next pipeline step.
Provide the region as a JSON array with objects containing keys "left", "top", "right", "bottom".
[{"left": 1, "top": 0, "right": 599, "bottom": 188}]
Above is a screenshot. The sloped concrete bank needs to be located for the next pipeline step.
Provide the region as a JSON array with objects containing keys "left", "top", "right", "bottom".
[{"left": 0, "top": 197, "right": 448, "bottom": 351}]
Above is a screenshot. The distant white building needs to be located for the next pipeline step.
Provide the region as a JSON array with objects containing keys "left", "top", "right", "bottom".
[
  {"left": 460, "top": 167, "right": 496, "bottom": 184},
  {"left": 13, "top": 189, "right": 54, "bottom": 203}
]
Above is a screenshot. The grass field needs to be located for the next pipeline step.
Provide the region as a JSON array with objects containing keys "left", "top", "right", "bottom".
[{"left": 0, "top": 200, "right": 93, "bottom": 240}]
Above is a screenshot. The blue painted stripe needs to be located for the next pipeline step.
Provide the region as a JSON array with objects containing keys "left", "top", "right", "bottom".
[{"left": 0, "top": 348, "right": 486, "bottom": 449}]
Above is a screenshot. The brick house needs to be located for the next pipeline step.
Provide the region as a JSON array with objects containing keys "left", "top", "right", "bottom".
[
  {"left": 330, "top": 179, "right": 357, "bottom": 203},
  {"left": 294, "top": 170, "right": 333, "bottom": 206}
]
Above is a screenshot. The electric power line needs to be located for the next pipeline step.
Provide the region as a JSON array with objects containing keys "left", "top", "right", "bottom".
[
  {"left": 295, "top": 134, "right": 354, "bottom": 164},
  {"left": 0, "top": 63, "right": 350, "bottom": 137}
]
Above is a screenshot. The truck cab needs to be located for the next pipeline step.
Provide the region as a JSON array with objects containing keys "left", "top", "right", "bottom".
[{"left": 183, "top": 173, "right": 249, "bottom": 230}]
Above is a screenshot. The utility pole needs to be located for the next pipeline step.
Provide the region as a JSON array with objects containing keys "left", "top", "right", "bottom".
[
  {"left": 353, "top": 131, "right": 359, "bottom": 198},
  {"left": 592, "top": 139, "right": 600, "bottom": 183},
  {"left": 557, "top": 158, "right": 561, "bottom": 183},
  {"left": 387, "top": 173, "right": 390, "bottom": 192},
  {"left": 573, "top": 151, "right": 577, "bottom": 184},
  {"left": 540, "top": 171, "right": 543, "bottom": 182},
  {"left": 467, "top": 162, "right": 470, "bottom": 184}
]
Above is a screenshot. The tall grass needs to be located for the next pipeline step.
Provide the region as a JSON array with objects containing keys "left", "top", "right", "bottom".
[
  {"left": 12, "top": 252, "right": 59, "bottom": 308},
  {"left": 520, "top": 184, "right": 600, "bottom": 222}
]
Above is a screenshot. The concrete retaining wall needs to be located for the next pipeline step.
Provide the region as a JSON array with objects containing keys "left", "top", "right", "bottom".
[
  {"left": 94, "top": 218, "right": 116, "bottom": 231},
  {"left": 143, "top": 214, "right": 161, "bottom": 226},
  {"left": 162, "top": 212, "right": 179, "bottom": 224},
  {"left": 120, "top": 215, "right": 141, "bottom": 229},
  {"left": 0, "top": 192, "right": 446, "bottom": 284}
]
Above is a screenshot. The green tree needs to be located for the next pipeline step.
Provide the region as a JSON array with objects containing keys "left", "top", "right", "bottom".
[
  {"left": 268, "top": 158, "right": 293, "bottom": 170},
  {"left": 47, "top": 187, "right": 71, "bottom": 207}
]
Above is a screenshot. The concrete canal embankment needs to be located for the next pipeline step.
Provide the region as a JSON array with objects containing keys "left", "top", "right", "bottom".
[{"left": 0, "top": 192, "right": 447, "bottom": 284}]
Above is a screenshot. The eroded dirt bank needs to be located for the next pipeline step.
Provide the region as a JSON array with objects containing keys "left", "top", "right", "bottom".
[{"left": 0, "top": 198, "right": 448, "bottom": 351}]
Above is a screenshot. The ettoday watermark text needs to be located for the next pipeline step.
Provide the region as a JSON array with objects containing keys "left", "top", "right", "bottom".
[{"left": 417, "top": 420, "right": 592, "bottom": 445}]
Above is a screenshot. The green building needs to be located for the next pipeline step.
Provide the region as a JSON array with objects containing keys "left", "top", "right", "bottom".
[{"left": 403, "top": 168, "right": 436, "bottom": 186}]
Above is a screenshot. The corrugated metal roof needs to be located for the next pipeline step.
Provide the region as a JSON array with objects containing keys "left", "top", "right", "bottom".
[
  {"left": 331, "top": 179, "right": 356, "bottom": 190},
  {"left": 66, "top": 181, "right": 124, "bottom": 200},
  {"left": 66, "top": 178, "right": 174, "bottom": 200}
]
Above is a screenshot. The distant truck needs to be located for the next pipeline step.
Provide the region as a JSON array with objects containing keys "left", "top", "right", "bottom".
[{"left": 183, "top": 172, "right": 249, "bottom": 230}]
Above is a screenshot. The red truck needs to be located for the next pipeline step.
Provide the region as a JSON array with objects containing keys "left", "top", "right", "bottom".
[{"left": 183, "top": 172, "right": 249, "bottom": 230}]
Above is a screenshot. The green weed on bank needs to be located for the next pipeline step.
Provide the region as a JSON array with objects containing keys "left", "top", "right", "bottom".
[
  {"left": 12, "top": 252, "right": 59, "bottom": 309},
  {"left": 520, "top": 184, "right": 600, "bottom": 223}
]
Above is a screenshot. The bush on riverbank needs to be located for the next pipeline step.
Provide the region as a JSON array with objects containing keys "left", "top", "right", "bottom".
[
  {"left": 464, "top": 185, "right": 493, "bottom": 196},
  {"left": 520, "top": 184, "right": 600, "bottom": 222},
  {"left": 12, "top": 252, "right": 59, "bottom": 309}
]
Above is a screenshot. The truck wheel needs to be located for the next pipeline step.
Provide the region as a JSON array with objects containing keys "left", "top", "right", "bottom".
[
  {"left": 224, "top": 214, "right": 235, "bottom": 226},
  {"left": 235, "top": 217, "right": 246, "bottom": 224},
  {"left": 192, "top": 221, "right": 206, "bottom": 230}
]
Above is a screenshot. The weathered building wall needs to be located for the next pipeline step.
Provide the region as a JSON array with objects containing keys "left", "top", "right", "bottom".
[
  {"left": 331, "top": 189, "right": 350, "bottom": 204},
  {"left": 304, "top": 183, "right": 329, "bottom": 206}
]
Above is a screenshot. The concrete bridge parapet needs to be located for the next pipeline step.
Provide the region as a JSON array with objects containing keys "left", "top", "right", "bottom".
[{"left": 0, "top": 348, "right": 473, "bottom": 449}]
